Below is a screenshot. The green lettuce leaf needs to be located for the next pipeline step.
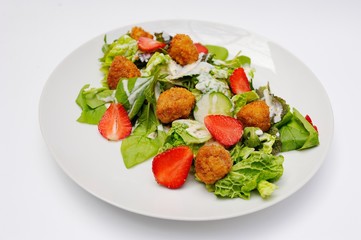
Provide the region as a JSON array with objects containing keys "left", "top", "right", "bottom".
[
  {"left": 213, "top": 151, "right": 284, "bottom": 199},
  {"left": 224, "top": 55, "right": 251, "bottom": 69},
  {"left": 99, "top": 34, "right": 138, "bottom": 85},
  {"left": 229, "top": 144, "right": 255, "bottom": 164},
  {"left": 293, "top": 108, "right": 320, "bottom": 150},
  {"left": 231, "top": 91, "right": 259, "bottom": 115},
  {"left": 76, "top": 84, "right": 114, "bottom": 124},
  {"left": 121, "top": 104, "right": 166, "bottom": 168},
  {"left": 242, "top": 127, "right": 262, "bottom": 148},
  {"left": 169, "top": 120, "right": 211, "bottom": 144},
  {"left": 258, "top": 133, "right": 276, "bottom": 154},
  {"left": 115, "top": 77, "right": 152, "bottom": 120},
  {"left": 205, "top": 45, "right": 229, "bottom": 60},
  {"left": 241, "top": 127, "right": 276, "bottom": 154},
  {"left": 279, "top": 108, "right": 319, "bottom": 152},
  {"left": 141, "top": 52, "right": 171, "bottom": 76},
  {"left": 160, "top": 119, "right": 211, "bottom": 153},
  {"left": 257, "top": 180, "right": 278, "bottom": 199}
]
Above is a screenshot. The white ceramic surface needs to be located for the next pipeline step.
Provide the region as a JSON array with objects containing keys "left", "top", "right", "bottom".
[{"left": 39, "top": 20, "right": 333, "bottom": 221}]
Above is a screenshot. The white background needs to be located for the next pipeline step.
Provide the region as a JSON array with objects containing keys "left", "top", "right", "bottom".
[{"left": 1, "top": 0, "right": 360, "bottom": 239}]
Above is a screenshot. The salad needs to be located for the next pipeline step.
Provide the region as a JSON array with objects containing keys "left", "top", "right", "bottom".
[{"left": 76, "top": 26, "right": 319, "bottom": 200}]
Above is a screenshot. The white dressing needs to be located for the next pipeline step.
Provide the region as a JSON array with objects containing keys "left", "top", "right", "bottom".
[{"left": 263, "top": 88, "right": 283, "bottom": 123}]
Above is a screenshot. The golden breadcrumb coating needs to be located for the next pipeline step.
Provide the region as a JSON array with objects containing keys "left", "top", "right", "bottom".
[
  {"left": 156, "top": 87, "right": 196, "bottom": 124},
  {"left": 107, "top": 55, "right": 141, "bottom": 89},
  {"left": 236, "top": 100, "right": 271, "bottom": 132},
  {"left": 168, "top": 34, "right": 199, "bottom": 66},
  {"left": 195, "top": 144, "right": 232, "bottom": 184},
  {"left": 130, "top": 26, "right": 153, "bottom": 40}
]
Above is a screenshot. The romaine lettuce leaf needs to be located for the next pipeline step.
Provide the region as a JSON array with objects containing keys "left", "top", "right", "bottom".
[
  {"left": 230, "top": 144, "right": 255, "bottom": 164},
  {"left": 231, "top": 91, "right": 259, "bottom": 115},
  {"left": 257, "top": 180, "right": 278, "bottom": 199},
  {"left": 258, "top": 133, "right": 276, "bottom": 154},
  {"left": 141, "top": 52, "right": 171, "bottom": 76},
  {"left": 99, "top": 34, "right": 138, "bottom": 85},
  {"left": 213, "top": 151, "right": 284, "bottom": 199}
]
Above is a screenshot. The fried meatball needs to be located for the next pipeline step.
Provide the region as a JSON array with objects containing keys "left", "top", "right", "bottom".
[
  {"left": 156, "top": 87, "right": 196, "bottom": 124},
  {"left": 107, "top": 55, "right": 141, "bottom": 89},
  {"left": 168, "top": 34, "right": 199, "bottom": 66},
  {"left": 236, "top": 100, "right": 271, "bottom": 131},
  {"left": 195, "top": 144, "right": 232, "bottom": 184},
  {"left": 129, "top": 26, "right": 153, "bottom": 40}
]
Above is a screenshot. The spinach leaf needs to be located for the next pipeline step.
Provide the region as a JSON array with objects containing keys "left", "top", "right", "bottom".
[
  {"left": 115, "top": 77, "right": 151, "bottom": 120},
  {"left": 121, "top": 104, "right": 166, "bottom": 168}
]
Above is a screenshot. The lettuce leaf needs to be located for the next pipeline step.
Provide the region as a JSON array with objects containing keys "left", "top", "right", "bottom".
[
  {"left": 212, "top": 54, "right": 255, "bottom": 81},
  {"left": 121, "top": 104, "right": 166, "bottom": 168},
  {"left": 76, "top": 84, "right": 114, "bottom": 124},
  {"left": 99, "top": 34, "right": 138, "bottom": 85},
  {"left": 141, "top": 52, "right": 171, "bottom": 76},
  {"left": 120, "top": 70, "right": 167, "bottom": 168},
  {"left": 257, "top": 180, "right": 278, "bottom": 199},
  {"left": 231, "top": 91, "right": 259, "bottom": 115},
  {"left": 205, "top": 45, "right": 229, "bottom": 60},
  {"left": 279, "top": 108, "right": 319, "bottom": 151},
  {"left": 160, "top": 119, "right": 211, "bottom": 153},
  {"left": 213, "top": 151, "right": 284, "bottom": 199},
  {"left": 241, "top": 127, "right": 276, "bottom": 154},
  {"left": 293, "top": 109, "right": 319, "bottom": 150},
  {"left": 115, "top": 77, "right": 151, "bottom": 120},
  {"left": 230, "top": 144, "right": 255, "bottom": 164}
]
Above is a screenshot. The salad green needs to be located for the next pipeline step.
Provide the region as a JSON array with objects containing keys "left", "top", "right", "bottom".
[{"left": 75, "top": 27, "right": 320, "bottom": 200}]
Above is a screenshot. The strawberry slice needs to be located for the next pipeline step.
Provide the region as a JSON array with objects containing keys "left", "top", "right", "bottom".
[
  {"left": 204, "top": 115, "right": 243, "bottom": 148},
  {"left": 305, "top": 114, "right": 313, "bottom": 125},
  {"left": 98, "top": 103, "right": 132, "bottom": 141},
  {"left": 229, "top": 67, "right": 251, "bottom": 94},
  {"left": 194, "top": 43, "right": 208, "bottom": 54},
  {"left": 137, "top": 37, "right": 166, "bottom": 53},
  {"left": 305, "top": 114, "right": 318, "bottom": 132},
  {"left": 152, "top": 146, "right": 193, "bottom": 189}
]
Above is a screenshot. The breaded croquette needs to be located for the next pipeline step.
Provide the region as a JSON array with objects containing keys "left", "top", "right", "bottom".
[
  {"left": 130, "top": 26, "right": 153, "bottom": 40},
  {"left": 156, "top": 87, "right": 196, "bottom": 124},
  {"left": 195, "top": 144, "right": 232, "bottom": 184},
  {"left": 168, "top": 34, "right": 199, "bottom": 66},
  {"left": 236, "top": 100, "right": 271, "bottom": 131},
  {"left": 107, "top": 55, "right": 141, "bottom": 89}
]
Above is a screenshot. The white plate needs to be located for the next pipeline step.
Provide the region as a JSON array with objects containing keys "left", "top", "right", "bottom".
[{"left": 39, "top": 20, "right": 334, "bottom": 221}]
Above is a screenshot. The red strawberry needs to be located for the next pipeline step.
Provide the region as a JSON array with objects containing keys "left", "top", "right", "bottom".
[
  {"left": 194, "top": 43, "right": 208, "bottom": 54},
  {"left": 204, "top": 115, "right": 243, "bottom": 148},
  {"left": 305, "top": 114, "right": 318, "bottom": 132},
  {"left": 305, "top": 114, "right": 313, "bottom": 125},
  {"left": 98, "top": 103, "right": 132, "bottom": 141},
  {"left": 138, "top": 37, "right": 166, "bottom": 53},
  {"left": 152, "top": 146, "right": 193, "bottom": 189},
  {"left": 229, "top": 67, "right": 251, "bottom": 94}
]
